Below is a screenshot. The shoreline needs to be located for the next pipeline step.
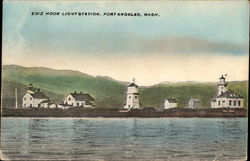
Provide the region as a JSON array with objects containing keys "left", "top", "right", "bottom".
[{"left": 1, "top": 108, "right": 247, "bottom": 118}]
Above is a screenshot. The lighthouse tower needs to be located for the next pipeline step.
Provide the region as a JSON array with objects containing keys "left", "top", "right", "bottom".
[
  {"left": 217, "top": 75, "right": 228, "bottom": 96},
  {"left": 26, "top": 83, "right": 35, "bottom": 94},
  {"left": 124, "top": 79, "right": 141, "bottom": 110}
]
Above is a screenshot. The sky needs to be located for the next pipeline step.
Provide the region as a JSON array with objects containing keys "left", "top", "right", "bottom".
[{"left": 2, "top": 1, "right": 249, "bottom": 86}]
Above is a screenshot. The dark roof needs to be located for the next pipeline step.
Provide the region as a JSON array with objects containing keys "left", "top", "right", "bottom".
[
  {"left": 70, "top": 92, "right": 95, "bottom": 101},
  {"left": 166, "top": 98, "right": 177, "bottom": 103},
  {"left": 128, "top": 83, "right": 139, "bottom": 87},
  {"left": 220, "top": 75, "right": 225, "bottom": 79},
  {"left": 30, "top": 92, "right": 48, "bottom": 99},
  {"left": 216, "top": 89, "right": 244, "bottom": 99}
]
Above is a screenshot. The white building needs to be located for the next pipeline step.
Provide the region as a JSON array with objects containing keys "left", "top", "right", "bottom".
[
  {"left": 64, "top": 91, "right": 95, "bottom": 108},
  {"left": 40, "top": 99, "right": 57, "bottom": 108},
  {"left": 164, "top": 98, "right": 178, "bottom": 109},
  {"left": 188, "top": 98, "right": 202, "bottom": 108},
  {"left": 124, "top": 81, "right": 142, "bottom": 110},
  {"left": 57, "top": 104, "right": 70, "bottom": 109},
  {"left": 211, "top": 75, "right": 244, "bottom": 108},
  {"left": 22, "top": 88, "right": 49, "bottom": 108}
]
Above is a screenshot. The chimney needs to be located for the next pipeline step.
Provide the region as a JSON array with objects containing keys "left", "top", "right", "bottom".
[{"left": 74, "top": 91, "right": 76, "bottom": 94}]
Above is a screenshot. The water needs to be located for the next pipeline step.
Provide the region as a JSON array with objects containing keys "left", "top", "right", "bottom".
[{"left": 1, "top": 117, "right": 247, "bottom": 161}]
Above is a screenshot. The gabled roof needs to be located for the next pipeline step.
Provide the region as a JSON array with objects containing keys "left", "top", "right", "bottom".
[
  {"left": 128, "top": 83, "right": 139, "bottom": 87},
  {"left": 70, "top": 92, "right": 95, "bottom": 101},
  {"left": 30, "top": 92, "right": 48, "bottom": 99},
  {"left": 216, "top": 89, "right": 243, "bottom": 99},
  {"left": 165, "top": 98, "right": 177, "bottom": 103},
  {"left": 220, "top": 75, "right": 225, "bottom": 79}
]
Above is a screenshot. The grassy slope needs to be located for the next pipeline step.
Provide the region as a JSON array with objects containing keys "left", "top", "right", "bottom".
[
  {"left": 2, "top": 65, "right": 126, "bottom": 108},
  {"left": 1, "top": 65, "right": 248, "bottom": 108},
  {"left": 1, "top": 81, "right": 64, "bottom": 108},
  {"left": 140, "top": 82, "right": 248, "bottom": 108}
]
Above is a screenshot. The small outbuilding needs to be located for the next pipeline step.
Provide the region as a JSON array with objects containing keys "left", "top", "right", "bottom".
[
  {"left": 188, "top": 98, "right": 202, "bottom": 108},
  {"left": 40, "top": 99, "right": 57, "bottom": 108},
  {"left": 164, "top": 98, "right": 178, "bottom": 109}
]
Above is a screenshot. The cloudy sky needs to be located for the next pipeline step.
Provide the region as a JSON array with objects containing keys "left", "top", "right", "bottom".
[{"left": 3, "top": 1, "right": 249, "bottom": 85}]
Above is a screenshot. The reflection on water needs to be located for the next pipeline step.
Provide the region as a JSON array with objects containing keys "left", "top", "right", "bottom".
[{"left": 1, "top": 118, "right": 247, "bottom": 160}]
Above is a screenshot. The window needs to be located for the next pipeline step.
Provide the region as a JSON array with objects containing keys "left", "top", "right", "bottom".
[
  {"left": 68, "top": 97, "right": 71, "bottom": 101},
  {"left": 30, "top": 97, "right": 32, "bottom": 100},
  {"left": 234, "top": 101, "right": 236, "bottom": 106},
  {"left": 30, "top": 104, "right": 32, "bottom": 107},
  {"left": 24, "top": 98, "right": 26, "bottom": 100},
  {"left": 128, "top": 105, "right": 130, "bottom": 108},
  {"left": 77, "top": 103, "right": 79, "bottom": 107},
  {"left": 129, "top": 96, "right": 131, "bottom": 98},
  {"left": 238, "top": 101, "right": 241, "bottom": 106},
  {"left": 229, "top": 100, "right": 232, "bottom": 106},
  {"left": 218, "top": 101, "right": 220, "bottom": 106},
  {"left": 135, "top": 96, "right": 138, "bottom": 99}
]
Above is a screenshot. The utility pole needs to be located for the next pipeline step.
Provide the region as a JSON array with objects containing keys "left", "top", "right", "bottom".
[{"left": 15, "top": 88, "right": 18, "bottom": 109}]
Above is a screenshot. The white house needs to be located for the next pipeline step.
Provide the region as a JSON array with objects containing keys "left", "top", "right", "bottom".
[
  {"left": 64, "top": 91, "right": 95, "bottom": 108},
  {"left": 164, "top": 98, "right": 178, "bottom": 109},
  {"left": 211, "top": 75, "right": 244, "bottom": 108},
  {"left": 188, "top": 98, "right": 202, "bottom": 108},
  {"left": 22, "top": 88, "right": 49, "bottom": 108},
  {"left": 124, "top": 80, "right": 142, "bottom": 110}
]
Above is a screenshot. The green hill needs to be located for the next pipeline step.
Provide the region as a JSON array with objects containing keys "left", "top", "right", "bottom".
[
  {"left": 1, "top": 65, "right": 248, "bottom": 108},
  {"left": 140, "top": 82, "right": 248, "bottom": 108},
  {"left": 2, "top": 65, "right": 127, "bottom": 108}
]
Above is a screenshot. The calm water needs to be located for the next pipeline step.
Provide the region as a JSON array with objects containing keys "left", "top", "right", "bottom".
[{"left": 1, "top": 117, "right": 247, "bottom": 161}]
